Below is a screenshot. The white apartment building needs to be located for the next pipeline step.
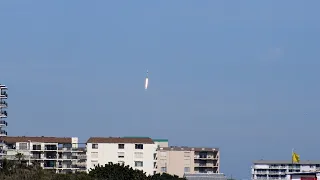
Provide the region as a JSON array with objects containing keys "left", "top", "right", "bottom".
[
  {"left": 86, "top": 137, "right": 158, "bottom": 176},
  {"left": 252, "top": 160, "right": 320, "bottom": 180},
  {"left": 1, "top": 136, "right": 86, "bottom": 174}
]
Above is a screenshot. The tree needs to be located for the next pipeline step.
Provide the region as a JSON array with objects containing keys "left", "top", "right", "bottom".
[
  {"left": 88, "top": 162, "right": 149, "bottom": 180},
  {"left": 88, "top": 162, "right": 186, "bottom": 180},
  {"left": 0, "top": 159, "right": 186, "bottom": 180},
  {"left": 150, "top": 173, "right": 187, "bottom": 180}
]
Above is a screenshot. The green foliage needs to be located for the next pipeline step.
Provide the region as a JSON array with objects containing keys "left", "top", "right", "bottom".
[
  {"left": 150, "top": 173, "right": 187, "bottom": 180},
  {"left": 0, "top": 153, "right": 186, "bottom": 180},
  {"left": 88, "top": 162, "right": 187, "bottom": 180},
  {"left": 88, "top": 162, "right": 148, "bottom": 180}
]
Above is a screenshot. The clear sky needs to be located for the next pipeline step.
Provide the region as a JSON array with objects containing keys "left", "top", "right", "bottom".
[{"left": 1, "top": 1, "right": 320, "bottom": 179}]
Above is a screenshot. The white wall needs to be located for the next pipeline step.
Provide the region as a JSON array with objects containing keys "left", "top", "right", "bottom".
[
  {"left": 86, "top": 143, "right": 157, "bottom": 176},
  {"left": 300, "top": 165, "right": 317, "bottom": 172},
  {"left": 253, "top": 165, "right": 270, "bottom": 169}
]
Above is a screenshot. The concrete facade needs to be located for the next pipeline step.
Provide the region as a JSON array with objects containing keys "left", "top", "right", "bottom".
[
  {"left": 154, "top": 139, "right": 220, "bottom": 178},
  {"left": 86, "top": 137, "right": 158, "bottom": 176}
]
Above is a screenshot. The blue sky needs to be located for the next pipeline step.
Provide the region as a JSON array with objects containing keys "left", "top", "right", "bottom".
[{"left": 1, "top": 1, "right": 320, "bottom": 178}]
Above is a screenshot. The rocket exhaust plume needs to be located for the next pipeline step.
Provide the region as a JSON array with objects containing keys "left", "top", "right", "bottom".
[{"left": 145, "top": 70, "right": 149, "bottom": 90}]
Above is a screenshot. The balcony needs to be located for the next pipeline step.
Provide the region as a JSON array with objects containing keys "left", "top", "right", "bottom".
[
  {"left": 58, "top": 147, "right": 72, "bottom": 151},
  {"left": 0, "top": 85, "right": 7, "bottom": 89},
  {"left": 77, "top": 155, "right": 87, "bottom": 159},
  {"left": 0, "top": 91, "right": 8, "bottom": 99},
  {"left": 76, "top": 162, "right": 86, "bottom": 167},
  {"left": 45, "top": 145, "right": 58, "bottom": 151},
  {"left": 0, "top": 120, "right": 7, "bottom": 126},
  {"left": 71, "top": 148, "right": 86, "bottom": 152},
  {"left": 0, "top": 111, "right": 7, "bottom": 118},
  {"left": 0, "top": 130, "right": 7, "bottom": 136},
  {"left": 0, "top": 101, "right": 8, "bottom": 108},
  {"left": 194, "top": 155, "right": 218, "bottom": 159}
]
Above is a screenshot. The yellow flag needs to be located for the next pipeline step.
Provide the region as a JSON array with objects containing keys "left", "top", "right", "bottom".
[{"left": 292, "top": 152, "right": 300, "bottom": 163}]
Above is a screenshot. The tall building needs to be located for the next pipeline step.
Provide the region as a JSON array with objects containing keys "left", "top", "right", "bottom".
[
  {"left": 0, "top": 84, "right": 8, "bottom": 137},
  {"left": 86, "top": 137, "right": 158, "bottom": 176},
  {"left": 0, "top": 84, "right": 8, "bottom": 164},
  {"left": 251, "top": 160, "right": 320, "bottom": 180},
  {"left": 153, "top": 139, "right": 220, "bottom": 178},
  {"left": 1, "top": 136, "right": 85, "bottom": 174}
]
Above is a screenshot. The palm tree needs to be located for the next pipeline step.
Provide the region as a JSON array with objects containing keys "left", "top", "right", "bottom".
[{"left": 15, "top": 152, "right": 25, "bottom": 167}]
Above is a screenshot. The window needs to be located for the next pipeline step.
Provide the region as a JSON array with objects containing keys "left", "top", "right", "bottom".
[
  {"left": 134, "top": 152, "right": 143, "bottom": 158},
  {"left": 91, "top": 152, "right": 98, "bottom": 158},
  {"left": 184, "top": 152, "right": 190, "bottom": 157},
  {"left": 91, "top": 160, "right": 98, "bottom": 167},
  {"left": 160, "top": 151, "right": 166, "bottom": 157},
  {"left": 135, "top": 144, "right": 143, "bottom": 149},
  {"left": 118, "top": 144, "right": 124, "bottom": 149},
  {"left": 19, "top": 143, "right": 28, "bottom": 150},
  {"left": 33, "top": 144, "right": 41, "bottom": 150},
  {"left": 92, "top": 144, "right": 98, "bottom": 149},
  {"left": 135, "top": 161, "right": 143, "bottom": 167},
  {"left": 118, "top": 152, "right": 124, "bottom": 158},
  {"left": 161, "top": 167, "right": 167, "bottom": 172},
  {"left": 184, "top": 167, "right": 190, "bottom": 172}
]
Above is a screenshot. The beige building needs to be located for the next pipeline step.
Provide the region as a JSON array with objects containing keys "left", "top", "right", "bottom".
[{"left": 153, "top": 139, "right": 220, "bottom": 178}]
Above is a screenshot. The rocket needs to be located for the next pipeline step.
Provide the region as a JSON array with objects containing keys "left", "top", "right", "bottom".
[{"left": 145, "top": 70, "right": 149, "bottom": 90}]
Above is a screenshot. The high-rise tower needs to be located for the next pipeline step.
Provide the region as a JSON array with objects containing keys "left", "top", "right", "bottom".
[
  {"left": 0, "top": 84, "right": 8, "bottom": 137},
  {"left": 0, "top": 84, "right": 8, "bottom": 164}
]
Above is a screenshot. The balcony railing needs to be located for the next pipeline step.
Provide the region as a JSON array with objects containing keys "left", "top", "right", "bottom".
[
  {"left": 0, "top": 91, "right": 8, "bottom": 98},
  {"left": 0, "top": 111, "right": 8, "bottom": 117},
  {"left": 58, "top": 147, "right": 72, "bottom": 151},
  {"left": 0, "top": 101, "right": 8, "bottom": 108},
  {"left": 44, "top": 147, "right": 58, "bottom": 150},
  {"left": 0, "top": 120, "right": 8, "bottom": 126},
  {"left": 194, "top": 155, "right": 219, "bottom": 159},
  {"left": 0, "top": 130, "right": 7, "bottom": 136}
]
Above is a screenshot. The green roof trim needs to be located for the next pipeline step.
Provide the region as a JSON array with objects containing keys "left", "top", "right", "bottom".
[{"left": 153, "top": 139, "right": 168, "bottom": 142}]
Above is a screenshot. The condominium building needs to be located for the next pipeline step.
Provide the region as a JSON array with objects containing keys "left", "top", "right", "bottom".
[
  {"left": 156, "top": 143, "right": 220, "bottom": 177},
  {"left": 73, "top": 145, "right": 87, "bottom": 173},
  {"left": 86, "top": 137, "right": 158, "bottom": 176},
  {"left": 0, "top": 136, "right": 86, "bottom": 174},
  {"left": 0, "top": 84, "right": 8, "bottom": 137},
  {"left": 251, "top": 160, "right": 320, "bottom": 180},
  {"left": 0, "top": 84, "right": 8, "bottom": 164}
]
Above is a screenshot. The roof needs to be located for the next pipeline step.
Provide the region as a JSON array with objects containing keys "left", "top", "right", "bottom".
[
  {"left": 253, "top": 160, "right": 320, "bottom": 165},
  {"left": 86, "top": 137, "right": 154, "bottom": 144},
  {"left": 0, "top": 136, "right": 72, "bottom": 144},
  {"left": 153, "top": 139, "right": 168, "bottom": 142},
  {"left": 159, "top": 146, "right": 219, "bottom": 152}
]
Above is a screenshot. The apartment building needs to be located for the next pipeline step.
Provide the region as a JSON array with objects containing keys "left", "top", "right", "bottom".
[
  {"left": 73, "top": 146, "right": 87, "bottom": 172},
  {"left": 86, "top": 137, "right": 158, "bottom": 176},
  {"left": 0, "top": 84, "right": 8, "bottom": 137},
  {"left": 156, "top": 144, "right": 220, "bottom": 177},
  {"left": 252, "top": 160, "right": 320, "bottom": 180},
  {"left": 0, "top": 136, "right": 86, "bottom": 174},
  {"left": 0, "top": 84, "right": 8, "bottom": 163}
]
